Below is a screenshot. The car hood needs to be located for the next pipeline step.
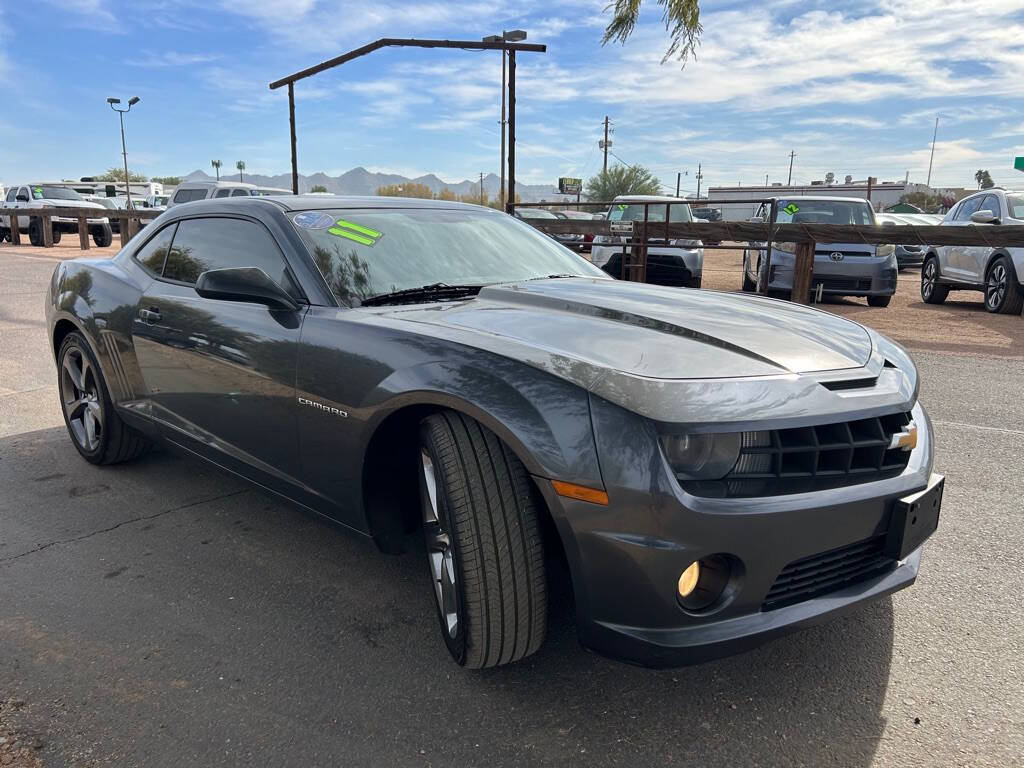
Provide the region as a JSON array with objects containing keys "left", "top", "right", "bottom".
[
  {"left": 379, "top": 278, "right": 873, "bottom": 381},
  {"left": 40, "top": 199, "right": 102, "bottom": 209}
]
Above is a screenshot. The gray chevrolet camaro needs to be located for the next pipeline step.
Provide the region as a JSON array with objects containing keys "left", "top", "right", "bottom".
[{"left": 45, "top": 195, "right": 944, "bottom": 668}]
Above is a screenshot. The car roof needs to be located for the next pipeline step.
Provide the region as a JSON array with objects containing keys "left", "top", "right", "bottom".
[
  {"left": 166, "top": 194, "right": 492, "bottom": 214},
  {"left": 773, "top": 195, "right": 871, "bottom": 204},
  {"left": 612, "top": 195, "right": 687, "bottom": 202}
]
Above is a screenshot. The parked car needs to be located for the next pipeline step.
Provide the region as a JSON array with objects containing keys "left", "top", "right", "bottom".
[
  {"left": 743, "top": 196, "right": 898, "bottom": 307},
  {"left": 590, "top": 195, "right": 704, "bottom": 288},
  {"left": 45, "top": 194, "right": 942, "bottom": 669},
  {"left": 2, "top": 184, "right": 112, "bottom": 246},
  {"left": 83, "top": 195, "right": 126, "bottom": 234},
  {"left": 168, "top": 181, "right": 260, "bottom": 207},
  {"left": 921, "top": 189, "right": 1024, "bottom": 314},
  {"left": 875, "top": 213, "right": 928, "bottom": 269},
  {"left": 552, "top": 209, "right": 598, "bottom": 252},
  {"left": 514, "top": 207, "right": 584, "bottom": 250},
  {"left": 143, "top": 194, "right": 170, "bottom": 210}
]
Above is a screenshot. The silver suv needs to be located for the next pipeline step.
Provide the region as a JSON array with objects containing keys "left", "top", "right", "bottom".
[
  {"left": 921, "top": 189, "right": 1024, "bottom": 314},
  {"left": 743, "top": 196, "right": 898, "bottom": 307}
]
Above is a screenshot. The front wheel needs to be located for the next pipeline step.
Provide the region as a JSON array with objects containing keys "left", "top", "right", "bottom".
[
  {"left": 58, "top": 332, "right": 152, "bottom": 465},
  {"left": 984, "top": 255, "right": 1024, "bottom": 315},
  {"left": 921, "top": 257, "right": 948, "bottom": 304},
  {"left": 28, "top": 218, "right": 42, "bottom": 246},
  {"left": 419, "top": 411, "right": 547, "bottom": 668},
  {"left": 867, "top": 295, "right": 892, "bottom": 308}
]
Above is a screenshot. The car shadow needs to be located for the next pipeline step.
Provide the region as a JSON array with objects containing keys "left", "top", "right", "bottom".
[{"left": 1, "top": 428, "right": 894, "bottom": 766}]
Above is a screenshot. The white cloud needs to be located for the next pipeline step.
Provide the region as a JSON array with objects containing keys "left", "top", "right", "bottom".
[{"left": 131, "top": 51, "right": 222, "bottom": 67}]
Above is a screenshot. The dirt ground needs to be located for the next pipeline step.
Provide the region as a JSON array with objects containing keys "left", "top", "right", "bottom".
[{"left": 3, "top": 239, "right": 1020, "bottom": 359}]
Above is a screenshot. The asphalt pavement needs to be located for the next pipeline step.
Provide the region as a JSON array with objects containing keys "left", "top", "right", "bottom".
[{"left": 1, "top": 247, "right": 1022, "bottom": 767}]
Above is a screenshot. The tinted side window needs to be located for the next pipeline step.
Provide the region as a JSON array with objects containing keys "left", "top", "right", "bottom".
[
  {"left": 162, "top": 217, "right": 296, "bottom": 294},
  {"left": 231, "top": 189, "right": 250, "bottom": 197},
  {"left": 979, "top": 195, "right": 1001, "bottom": 219},
  {"left": 214, "top": 189, "right": 232, "bottom": 198},
  {"left": 5, "top": 188, "right": 15, "bottom": 202},
  {"left": 133, "top": 223, "right": 177, "bottom": 275},
  {"left": 955, "top": 196, "right": 983, "bottom": 221},
  {"left": 173, "top": 189, "right": 206, "bottom": 204}
]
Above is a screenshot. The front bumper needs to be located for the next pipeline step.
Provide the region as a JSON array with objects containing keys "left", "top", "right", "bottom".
[
  {"left": 542, "top": 396, "right": 936, "bottom": 668},
  {"left": 758, "top": 247, "right": 897, "bottom": 297}
]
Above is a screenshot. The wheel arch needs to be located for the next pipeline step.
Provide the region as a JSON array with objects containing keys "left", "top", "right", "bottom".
[
  {"left": 359, "top": 395, "right": 574, "bottom": 583},
  {"left": 984, "top": 249, "right": 1019, "bottom": 282}
]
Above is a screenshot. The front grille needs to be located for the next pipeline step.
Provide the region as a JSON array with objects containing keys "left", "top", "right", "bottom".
[
  {"left": 683, "top": 412, "right": 913, "bottom": 498},
  {"left": 813, "top": 277, "right": 872, "bottom": 292},
  {"left": 762, "top": 533, "right": 895, "bottom": 611}
]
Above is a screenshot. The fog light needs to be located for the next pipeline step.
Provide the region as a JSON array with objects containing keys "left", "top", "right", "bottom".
[
  {"left": 678, "top": 554, "right": 736, "bottom": 612},
  {"left": 677, "top": 561, "right": 701, "bottom": 598}
]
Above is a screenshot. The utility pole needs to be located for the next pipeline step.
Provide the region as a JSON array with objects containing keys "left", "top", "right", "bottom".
[
  {"left": 787, "top": 151, "right": 796, "bottom": 186},
  {"left": 479, "top": 172, "right": 485, "bottom": 205},
  {"left": 764, "top": 174, "right": 769, "bottom": 186},
  {"left": 695, "top": 163, "right": 703, "bottom": 199},
  {"left": 926, "top": 116, "right": 939, "bottom": 188},
  {"left": 506, "top": 48, "right": 516, "bottom": 213},
  {"left": 602, "top": 116, "right": 610, "bottom": 174},
  {"left": 676, "top": 172, "right": 681, "bottom": 197}
]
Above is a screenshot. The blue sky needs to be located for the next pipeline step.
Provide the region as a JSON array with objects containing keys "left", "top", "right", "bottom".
[{"left": 2, "top": 0, "right": 1023, "bottom": 192}]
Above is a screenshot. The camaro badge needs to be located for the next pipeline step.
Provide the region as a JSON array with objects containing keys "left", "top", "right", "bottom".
[
  {"left": 889, "top": 422, "right": 918, "bottom": 451},
  {"left": 298, "top": 397, "right": 348, "bottom": 418}
]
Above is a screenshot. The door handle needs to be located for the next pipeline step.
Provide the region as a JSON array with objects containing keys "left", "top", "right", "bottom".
[{"left": 138, "top": 308, "right": 161, "bottom": 325}]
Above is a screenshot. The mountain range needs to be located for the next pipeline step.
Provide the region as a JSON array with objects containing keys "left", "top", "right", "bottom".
[{"left": 182, "top": 167, "right": 564, "bottom": 202}]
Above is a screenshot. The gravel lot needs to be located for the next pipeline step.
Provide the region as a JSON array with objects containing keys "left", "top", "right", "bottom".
[{"left": 1, "top": 241, "right": 1022, "bottom": 767}]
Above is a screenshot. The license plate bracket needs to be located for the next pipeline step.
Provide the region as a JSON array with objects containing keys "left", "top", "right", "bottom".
[{"left": 887, "top": 473, "right": 944, "bottom": 560}]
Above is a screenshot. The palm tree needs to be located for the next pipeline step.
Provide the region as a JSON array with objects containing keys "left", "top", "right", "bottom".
[
  {"left": 236, "top": 160, "right": 246, "bottom": 183},
  {"left": 211, "top": 159, "right": 222, "bottom": 180},
  {"left": 603, "top": 0, "right": 702, "bottom": 64}
]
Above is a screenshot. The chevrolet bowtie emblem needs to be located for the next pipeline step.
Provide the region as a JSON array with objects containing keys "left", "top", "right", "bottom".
[{"left": 889, "top": 421, "right": 918, "bottom": 451}]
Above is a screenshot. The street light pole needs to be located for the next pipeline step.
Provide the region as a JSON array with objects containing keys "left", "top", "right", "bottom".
[
  {"left": 107, "top": 96, "right": 140, "bottom": 210},
  {"left": 926, "top": 115, "right": 939, "bottom": 188},
  {"left": 485, "top": 30, "right": 526, "bottom": 211}
]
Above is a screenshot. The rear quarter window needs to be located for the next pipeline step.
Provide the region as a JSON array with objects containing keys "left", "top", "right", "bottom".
[{"left": 133, "top": 223, "right": 178, "bottom": 276}]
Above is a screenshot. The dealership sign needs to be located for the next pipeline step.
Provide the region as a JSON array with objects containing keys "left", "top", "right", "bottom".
[{"left": 558, "top": 177, "right": 582, "bottom": 194}]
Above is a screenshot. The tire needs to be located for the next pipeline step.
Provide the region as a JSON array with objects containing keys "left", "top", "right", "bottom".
[
  {"left": 741, "top": 260, "right": 756, "bottom": 292},
  {"left": 51, "top": 226, "right": 61, "bottom": 244},
  {"left": 867, "top": 295, "right": 892, "bottom": 308},
  {"left": 921, "top": 257, "right": 948, "bottom": 304},
  {"left": 57, "top": 331, "right": 152, "bottom": 465},
  {"left": 93, "top": 223, "right": 113, "bottom": 248},
  {"left": 984, "top": 255, "right": 1024, "bottom": 315},
  {"left": 687, "top": 275, "right": 702, "bottom": 289},
  {"left": 418, "top": 411, "right": 547, "bottom": 668},
  {"left": 28, "top": 218, "right": 42, "bottom": 246}
]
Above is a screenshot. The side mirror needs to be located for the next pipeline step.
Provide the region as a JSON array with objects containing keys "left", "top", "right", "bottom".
[
  {"left": 194, "top": 267, "right": 300, "bottom": 311},
  {"left": 16, "top": 193, "right": 29, "bottom": 202},
  {"left": 970, "top": 209, "right": 999, "bottom": 224}
]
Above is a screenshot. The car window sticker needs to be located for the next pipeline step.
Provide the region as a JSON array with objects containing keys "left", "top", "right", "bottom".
[
  {"left": 32, "top": 187, "right": 44, "bottom": 199},
  {"left": 292, "top": 211, "right": 335, "bottom": 230},
  {"left": 328, "top": 219, "right": 382, "bottom": 246},
  {"left": 782, "top": 202, "right": 799, "bottom": 216}
]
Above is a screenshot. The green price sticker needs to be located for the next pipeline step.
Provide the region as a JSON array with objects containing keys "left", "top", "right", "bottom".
[
  {"left": 783, "top": 202, "right": 800, "bottom": 216},
  {"left": 327, "top": 219, "right": 383, "bottom": 246}
]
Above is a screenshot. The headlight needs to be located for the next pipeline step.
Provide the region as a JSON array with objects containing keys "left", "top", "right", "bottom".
[
  {"left": 876, "top": 244, "right": 895, "bottom": 258},
  {"left": 660, "top": 432, "right": 741, "bottom": 480},
  {"left": 671, "top": 238, "right": 702, "bottom": 248}
]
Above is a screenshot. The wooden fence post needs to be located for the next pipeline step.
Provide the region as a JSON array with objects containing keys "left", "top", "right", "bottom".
[
  {"left": 791, "top": 241, "right": 815, "bottom": 304},
  {"left": 119, "top": 215, "right": 129, "bottom": 248},
  {"left": 8, "top": 213, "right": 20, "bottom": 246},
  {"left": 78, "top": 215, "right": 90, "bottom": 250},
  {"left": 41, "top": 214, "right": 54, "bottom": 247}
]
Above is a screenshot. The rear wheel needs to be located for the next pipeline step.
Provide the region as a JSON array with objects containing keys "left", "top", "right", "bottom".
[
  {"left": 984, "top": 255, "right": 1023, "bottom": 315},
  {"left": 419, "top": 411, "right": 547, "bottom": 668},
  {"left": 741, "top": 257, "right": 756, "bottom": 292},
  {"left": 58, "top": 332, "right": 152, "bottom": 465},
  {"left": 867, "top": 295, "right": 892, "bottom": 308},
  {"left": 921, "top": 257, "right": 948, "bottom": 304},
  {"left": 92, "top": 223, "right": 113, "bottom": 248},
  {"left": 51, "top": 226, "right": 62, "bottom": 244},
  {"left": 28, "top": 218, "right": 42, "bottom": 246}
]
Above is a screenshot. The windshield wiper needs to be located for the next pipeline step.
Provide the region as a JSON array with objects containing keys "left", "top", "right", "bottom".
[{"left": 359, "top": 282, "right": 484, "bottom": 307}]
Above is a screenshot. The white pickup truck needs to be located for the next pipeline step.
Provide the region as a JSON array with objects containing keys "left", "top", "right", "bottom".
[{"left": 2, "top": 184, "right": 113, "bottom": 246}]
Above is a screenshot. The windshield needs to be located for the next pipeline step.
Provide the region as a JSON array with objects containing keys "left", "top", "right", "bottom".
[
  {"left": 290, "top": 207, "right": 607, "bottom": 307},
  {"left": 1006, "top": 194, "right": 1024, "bottom": 220},
  {"left": 153, "top": 196, "right": 169, "bottom": 205},
  {"left": 517, "top": 208, "right": 558, "bottom": 219},
  {"left": 33, "top": 186, "right": 84, "bottom": 201},
  {"left": 609, "top": 202, "right": 692, "bottom": 223},
  {"left": 775, "top": 199, "right": 874, "bottom": 225}
]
